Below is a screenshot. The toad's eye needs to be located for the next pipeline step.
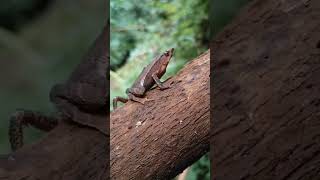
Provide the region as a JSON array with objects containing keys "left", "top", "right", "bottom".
[{"left": 165, "top": 51, "right": 169, "bottom": 56}]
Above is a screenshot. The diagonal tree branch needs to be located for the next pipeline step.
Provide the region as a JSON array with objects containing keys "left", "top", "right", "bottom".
[{"left": 111, "top": 50, "right": 210, "bottom": 179}]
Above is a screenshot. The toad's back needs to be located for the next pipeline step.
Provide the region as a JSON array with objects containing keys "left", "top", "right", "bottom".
[{"left": 131, "top": 55, "right": 162, "bottom": 90}]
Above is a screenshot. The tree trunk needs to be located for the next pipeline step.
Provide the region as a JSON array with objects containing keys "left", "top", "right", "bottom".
[
  {"left": 110, "top": 51, "right": 210, "bottom": 179},
  {"left": 211, "top": 0, "right": 320, "bottom": 179}
]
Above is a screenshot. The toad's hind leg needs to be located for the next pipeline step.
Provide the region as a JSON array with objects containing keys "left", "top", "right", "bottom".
[
  {"left": 9, "top": 110, "right": 58, "bottom": 151},
  {"left": 113, "top": 96, "right": 128, "bottom": 109},
  {"left": 127, "top": 93, "right": 146, "bottom": 104},
  {"left": 126, "top": 87, "right": 146, "bottom": 104}
]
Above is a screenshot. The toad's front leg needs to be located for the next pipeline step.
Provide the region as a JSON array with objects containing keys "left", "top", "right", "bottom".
[{"left": 152, "top": 74, "right": 170, "bottom": 90}]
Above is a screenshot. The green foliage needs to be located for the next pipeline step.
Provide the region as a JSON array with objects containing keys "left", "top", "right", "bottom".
[
  {"left": 187, "top": 154, "right": 210, "bottom": 180},
  {"left": 110, "top": 0, "right": 209, "bottom": 109}
]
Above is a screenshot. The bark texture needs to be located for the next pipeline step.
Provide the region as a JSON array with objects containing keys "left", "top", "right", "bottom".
[
  {"left": 111, "top": 50, "right": 210, "bottom": 179},
  {"left": 211, "top": 0, "right": 320, "bottom": 179},
  {"left": 0, "top": 121, "right": 108, "bottom": 180}
]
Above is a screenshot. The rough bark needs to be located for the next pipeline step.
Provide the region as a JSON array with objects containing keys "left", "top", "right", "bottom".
[
  {"left": 0, "top": 121, "right": 108, "bottom": 180},
  {"left": 211, "top": 0, "right": 320, "bottom": 179},
  {"left": 111, "top": 50, "right": 210, "bottom": 179}
]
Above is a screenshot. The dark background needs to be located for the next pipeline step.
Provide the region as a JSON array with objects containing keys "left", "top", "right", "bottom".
[
  {"left": 0, "top": 0, "right": 105, "bottom": 154},
  {"left": 210, "top": 0, "right": 251, "bottom": 38}
]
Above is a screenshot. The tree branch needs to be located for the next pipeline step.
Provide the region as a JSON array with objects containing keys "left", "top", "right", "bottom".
[
  {"left": 111, "top": 50, "right": 210, "bottom": 179},
  {"left": 0, "top": 122, "right": 108, "bottom": 180}
]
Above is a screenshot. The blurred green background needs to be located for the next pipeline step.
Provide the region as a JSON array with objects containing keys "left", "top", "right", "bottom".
[
  {"left": 0, "top": 0, "right": 105, "bottom": 154},
  {"left": 110, "top": 0, "right": 209, "bottom": 102}
]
